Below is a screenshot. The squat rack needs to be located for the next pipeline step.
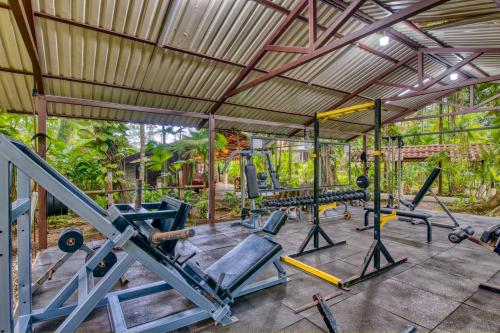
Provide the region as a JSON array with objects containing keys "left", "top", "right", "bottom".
[{"left": 283, "top": 100, "right": 407, "bottom": 288}]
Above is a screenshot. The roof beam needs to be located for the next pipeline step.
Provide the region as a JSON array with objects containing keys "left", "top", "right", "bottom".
[
  {"left": 0, "top": 67, "right": 373, "bottom": 128},
  {"left": 44, "top": 95, "right": 367, "bottom": 136},
  {"left": 10, "top": 0, "right": 44, "bottom": 94},
  {"left": 33, "top": 11, "right": 355, "bottom": 98},
  {"left": 473, "top": 91, "right": 500, "bottom": 109},
  {"left": 314, "top": 0, "right": 367, "bottom": 49},
  {"left": 226, "top": 0, "right": 450, "bottom": 97},
  {"left": 257, "top": 0, "right": 409, "bottom": 66},
  {"left": 376, "top": 80, "right": 415, "bottom": 90},
  {"left": 388, "top": 107, "right": 500, "bottom": 123},
  {"left": 332, "top": 52, "right": 417, "bottom": 108},
  {"left": 385, "top": 74, "right": 500, "bottom": 102},
  {"left": 287, "top": 51, "right": 417, "bottom": 137},
  {"left": 369, "top": 0, "right": 489, "bottom": 77},
  {"left": 416, "top": 52, "right": 482, "bottom": 90},
  {"left": 421, "top": 47, "right": 500, "bottom": 54},
  {"left": 206, "top": 0, "right": 309, "bottom": 118}
]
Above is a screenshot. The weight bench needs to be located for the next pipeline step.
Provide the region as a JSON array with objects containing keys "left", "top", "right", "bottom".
[
  {"left": 358, "top": 207, "right": 433, "bottom": 242},
  {"left": 398, "top": 168, "right": 459, "bottom": 229},
  {"left": 0, "top": 134, "right": 289, "bottom": 333}
]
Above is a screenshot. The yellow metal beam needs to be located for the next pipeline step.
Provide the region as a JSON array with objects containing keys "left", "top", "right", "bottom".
[
  {"left": 281, "top": 256, "right": 342, "bottom": 286},
  {"left": 317, "top": 102, "right": 375, "bottom": 120},
  {"left": 380, "top": 210, "right": 397, "bottom": 229},
  {"left": 318, "top": 202, "right": 336, "bottom": 216}
]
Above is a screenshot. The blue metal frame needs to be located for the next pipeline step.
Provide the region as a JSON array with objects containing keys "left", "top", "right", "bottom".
[{"left": 0, "top": 134, "right": 287, "bottom": 333}]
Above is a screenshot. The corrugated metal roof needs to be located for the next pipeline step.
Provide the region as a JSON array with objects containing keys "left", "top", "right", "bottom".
[{"left": 0, "top": 0, "right": 498, "bottom": 139}]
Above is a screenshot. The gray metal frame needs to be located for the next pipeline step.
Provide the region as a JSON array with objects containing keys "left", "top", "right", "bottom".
[
  {"left": 250, "top": 136, "right": 352, "bottom": 187},
  {"left": 0, "top": 134, "right": 287, "bottom": 333}
]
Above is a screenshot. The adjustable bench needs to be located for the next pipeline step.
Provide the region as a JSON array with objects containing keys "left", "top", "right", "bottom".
[
  {"left": 358, "top": 207, "right": 433, "bottom": 242},
  {"left": 0, "top": 134, "right": 289, "bottom": 333},
  {"left": 398, "top": 168, "right": 459, "bottom": 229}
]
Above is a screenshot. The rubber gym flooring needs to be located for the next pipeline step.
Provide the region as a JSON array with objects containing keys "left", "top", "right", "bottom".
[{"left": 31, "top": 208, "right": 500, "bottom": 332}]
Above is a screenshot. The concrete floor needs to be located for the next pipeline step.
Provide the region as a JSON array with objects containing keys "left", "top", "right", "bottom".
[{"left": 31, "top": 208, "right": 500, "bottom": 332}]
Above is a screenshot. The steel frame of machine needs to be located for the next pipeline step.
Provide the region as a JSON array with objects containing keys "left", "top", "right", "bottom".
[{"left": 0, "top": 134, "right": 288, "bottom": 333}]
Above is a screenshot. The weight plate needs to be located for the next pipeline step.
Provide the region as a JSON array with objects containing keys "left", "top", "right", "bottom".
[
  {"left": 356, "top": 175, "right": 369, "bottom": 189},
  {"left": 58, "top": 228, "right": 84, "bottom": 253}
]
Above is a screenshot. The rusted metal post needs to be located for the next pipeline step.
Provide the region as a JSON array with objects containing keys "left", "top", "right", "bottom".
[
  {"left": 106, "top": 169, "right": 113, "bottom": 206},
  {"left": 208, "top": 113, "right": 216, "bottom": 225},
  {"left": 37, "top": 95, "right": 48, "bottom": 249}
]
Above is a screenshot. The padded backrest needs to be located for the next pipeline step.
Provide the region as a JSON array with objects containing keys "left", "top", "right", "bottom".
[
  {"left": 412, "top": 168, "right": 441, "bottom": 207},
  {"left": 245, "top": 164, "right": 260, "bottom": 199},
  {"left": 153, "top": 196, "right": 191, "bottom": 255},
  {"left": 262, "top": 210, "right": 287, "bottom": 235}
]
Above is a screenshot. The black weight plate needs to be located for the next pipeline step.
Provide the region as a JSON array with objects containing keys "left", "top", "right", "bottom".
[{"left": 58, "top": 227, "right": 84, "bottom": 253}]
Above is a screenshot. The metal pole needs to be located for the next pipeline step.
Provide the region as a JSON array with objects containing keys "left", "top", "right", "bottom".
[
  {"left": 37, "top": 95, "right": 48, "bottom": 249},
  {"left": 383, "top": 126, "right": 500, "bottom": 139},
  {"left": 313, "top": 114, "right": 320, "bottom": 248},
  {"left": 387, "top": 136, "right": 392, "bottom": 206},
  {"left": 362, "top": 135, "right": 368, "bottom": 177},
  {"left": 208, "top": 113, "right": 216, "bottom": 225},
  {"left": 374, "top": 99, "right": 382, "bottom": 270},
  {"left": 397, "top": 136, "right": 403, "bottom": 205},
  {"left": 0, "top": 158, "right": 13, "bottom": 332}
]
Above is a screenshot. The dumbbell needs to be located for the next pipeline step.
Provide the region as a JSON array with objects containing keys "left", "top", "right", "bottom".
[{"left": 448, "top": 226, "right": 474, "bottom": 244}]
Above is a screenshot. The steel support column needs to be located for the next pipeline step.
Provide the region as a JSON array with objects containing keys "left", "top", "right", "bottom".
[
  {"left": 0, "top": 158, "right": 13, "bottom": 333},
  {"left": 362, "top": 135, "right": 368, "bottom": 177},
  {"left": 208, "top": 113, "right": 216, "bottom": 225},
  {"left": 38, "top": 95, "right": 48, "bottom": 249}
]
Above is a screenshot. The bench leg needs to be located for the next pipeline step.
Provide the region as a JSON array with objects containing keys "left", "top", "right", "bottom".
[
  {"left": 356, "top": 210, "right": 374, "bottom": 231},
  {"left": 424, "top": 219, "right": 432, "bottom": 242}
]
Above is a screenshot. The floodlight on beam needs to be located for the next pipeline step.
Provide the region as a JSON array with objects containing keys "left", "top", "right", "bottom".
[{"left": 317, "top": 102, "right": 375, "bottom": 120}]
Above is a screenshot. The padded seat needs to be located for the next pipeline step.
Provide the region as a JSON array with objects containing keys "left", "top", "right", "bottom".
[{"left": 205, "top": 234, "right": 282, "bottom": 293}]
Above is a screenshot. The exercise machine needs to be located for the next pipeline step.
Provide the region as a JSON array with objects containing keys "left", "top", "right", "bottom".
[
  {"left": 0, "top": 134, "right": 289, "bottom": 333},
  {"left": 281, "top": 101, "right": 406, "bottom": 289},
  {"left": 448, "top": 224, "right": 500, "bottom": 293},
  {"left": 287, "top": 109, "right": 347, "bottom": 258},
  {"left": 222, "top": 149, "right": 269, "bottom": 230},
  {"left": 341, "top": 100, "right": 408, "bottom": 287}
]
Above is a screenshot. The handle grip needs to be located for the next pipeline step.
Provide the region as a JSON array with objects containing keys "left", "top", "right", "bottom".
[{"left": 150, "top": 229, "right": 195, "bottom": 244}]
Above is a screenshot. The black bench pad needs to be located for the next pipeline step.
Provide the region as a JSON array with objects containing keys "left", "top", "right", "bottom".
[
  {"left": 205, "top": 234, "right": 282, "bottom": 293},
  {"left": 365, "top": 206, "right": 431, "bottom": 219}
]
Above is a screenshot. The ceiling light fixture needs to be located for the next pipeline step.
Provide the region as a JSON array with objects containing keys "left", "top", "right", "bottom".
[
  {"left": 379, "top": 35, "right": 389, "bottom": 46},
  {"left": 450, "top": 73, "right": 458, "bottom": 81}
]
